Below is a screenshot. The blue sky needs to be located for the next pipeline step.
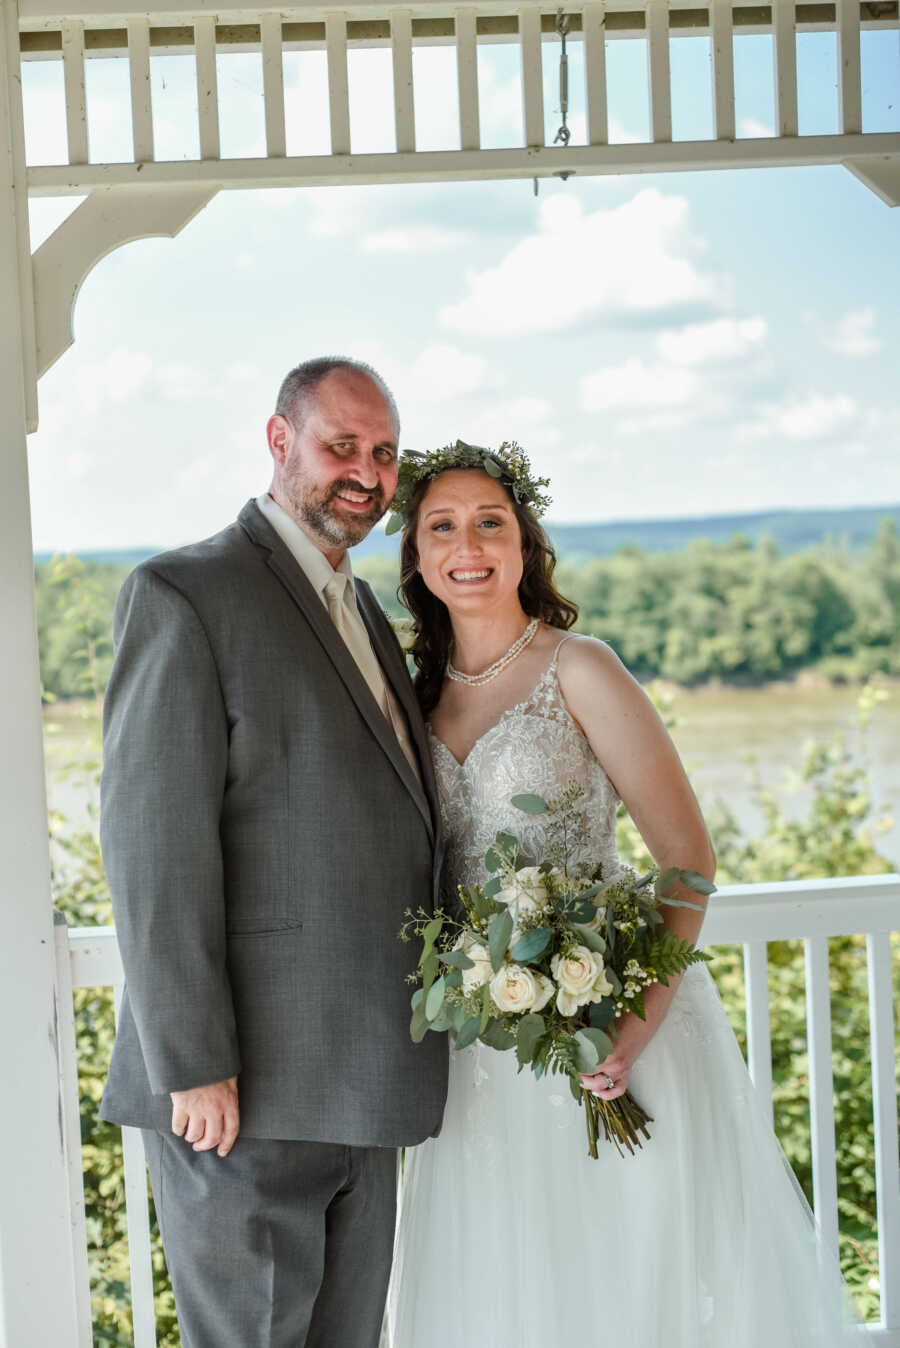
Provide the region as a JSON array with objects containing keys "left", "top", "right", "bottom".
[{"left": 21, "top": 28, "right": 900, "bottom": 552}]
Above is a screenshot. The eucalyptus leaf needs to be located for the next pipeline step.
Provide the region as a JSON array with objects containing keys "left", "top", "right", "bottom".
[
  {"left": 573, "top": 1031, "right": 600, "bottom": 1074},
  {"left": 455, "top": 1016, "right": 481, "bottom": 1050},
  {"left": 480, "top": 1020, "right": 515, "bottom": 1050},
  {"left": 385, "top": 513, "right": 404, "bottom": 536},
  {"left": 516, "top": 1013, "right": 545, "bottom": 1067},
  {"left": 654, "top": 866, "right": 681, "bottom": 897},
  {"left": 659, "top": 896, "right": 706, "bottom": 912},
  {"left": 438, "top": 949, "right": 474, "bottom": 969},
  {"left": 445, "top": 968, "right": 463, "bottom": 990},
  {"left": 482, "top": 456, "right": 504, "bottom": 478},
  {"left": 510, "top": 793, "right": 549, "bottom": 815},
  {"left": 571, "top": 924, "right": 606, "bottom": 955},
  {"left": 425, "top": 976, "right": 446, "bottom": 1022},
  {"left": 569, "top": 1074, "right": 583, "bottom": 1102},
  {"left": 679, "top": 868, "right": 717, "bottom": 896},
  {"left": 410, "top": 1002, "right": 430, "bottom": 1044},
  {"left": 480, "top": 980, "right": 493, "bottom": 1031},
  {"left": 420, "top": 916, "right": 443, "bottom": 963},
  {"left": 588, "top": 997, "right": 617, "bottom": 1029},
  {"left": 488, "top": 907, "right": 513, "bottom": 973},
  {"left": 568, "top": 901, "right": 598, "bottom": 924},
  {"left": 494, "top": 831, "right": 519, "bottom": 856},
  {"left": 483, "top": 875, "right": 503, "bottom": 899},
  {"left": 510, "top": 927, "right": 551, "bottom": 964},
  {"left": 484, "top": 846, "right": 501, "bottom": 874},
  {"left": 573, "top": 883, "right": 604, "bottom": 904},
  {"left": 421, "top": 953, "right": 439, "bottom": 998},
  {"left": 579, "top": 1025, "right": 613, "bottom": 1059},
  {"left": 411, "top": 988, "right": 424, "bottom": 1011}
]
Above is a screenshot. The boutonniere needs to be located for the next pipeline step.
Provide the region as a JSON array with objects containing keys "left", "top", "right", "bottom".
[{"left": 390, "top": 616, "right": 417, "bottom": 653}]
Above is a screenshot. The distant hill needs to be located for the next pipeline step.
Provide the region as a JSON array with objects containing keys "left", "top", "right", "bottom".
[{"left": 34, "top": 502, "right": 900, "bottom": 568}]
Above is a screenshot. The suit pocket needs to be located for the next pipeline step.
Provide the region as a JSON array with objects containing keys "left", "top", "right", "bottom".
[{"left": 225, "top": 919, "right": 303, "bottom": 938}]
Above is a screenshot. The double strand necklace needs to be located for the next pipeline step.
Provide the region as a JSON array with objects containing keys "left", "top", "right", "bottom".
[{"left": 447, "top": 618, "right": 540, "bottom": 687}]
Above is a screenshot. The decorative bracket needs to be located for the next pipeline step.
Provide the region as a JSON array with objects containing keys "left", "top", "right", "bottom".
[
  {"left": 844, "top": 156, "right": 900, "bottom": 208},
  {"left": 32, "top": 184, "right": 218, "bottom": 381}
]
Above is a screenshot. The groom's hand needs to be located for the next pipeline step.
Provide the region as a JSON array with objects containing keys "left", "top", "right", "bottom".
[{"left": 170, "top": 1077, "right": 240, "bottom": 1157}]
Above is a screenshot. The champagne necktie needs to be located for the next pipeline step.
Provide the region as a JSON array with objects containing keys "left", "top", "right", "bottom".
[{"left": 323, "top": 573, "right": 421, "bottom": 783}]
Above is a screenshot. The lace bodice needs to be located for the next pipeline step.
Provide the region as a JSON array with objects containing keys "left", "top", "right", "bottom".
[{"left": 429, "top": 637, "right": 625, "bottom": 895}]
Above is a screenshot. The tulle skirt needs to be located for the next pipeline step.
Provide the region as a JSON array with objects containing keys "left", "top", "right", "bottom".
[{"left": 388, "top": 964, "right": 866, "bottom": 1347}]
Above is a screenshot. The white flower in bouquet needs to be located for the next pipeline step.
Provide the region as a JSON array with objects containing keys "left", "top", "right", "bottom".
[
  {"left": 452, "top": 931, "right": 493, "bottom": 993},
  {"left": 551, "top": 946, "right": 614, "bottom": 1017},
  {"left": 489, "top": 964, "right": 555, "bottom": 1014},
  {"left": 496, "top": 866, "right": 566, "bottom": 934}
]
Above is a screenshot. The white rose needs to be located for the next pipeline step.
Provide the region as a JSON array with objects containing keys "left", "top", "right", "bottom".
[
  {"left": 490, "top": 964, "right": 543, "bottom": 1014},
  {"left": 551, "top": 946, "right": 614, "bottom": 1017},
  {"left": 531, "top": 973, "right": 555, "bottom": 1013},
  {"left": 453, "top": 931, "right": 492, "bottom": 993},
  {"left": 496, "top": 865, "right": 564, "bottom": 936}
]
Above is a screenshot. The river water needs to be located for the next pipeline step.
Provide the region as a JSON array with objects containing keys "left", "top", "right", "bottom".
[{"left": 42, "top": 680, "right": 900, "bottom": 868}]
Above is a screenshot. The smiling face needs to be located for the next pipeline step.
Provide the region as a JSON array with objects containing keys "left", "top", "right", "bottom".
[
  {"left": 415, "top": 469, "right": 525, "bottom": 616},
  {"left": 267, "top": 368, "right": 399, "bottom": 558}
]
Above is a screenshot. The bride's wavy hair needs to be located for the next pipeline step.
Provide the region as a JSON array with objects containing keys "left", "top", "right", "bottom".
[{"left": 398, "top": 472, "right": 578, "bottom": 715}]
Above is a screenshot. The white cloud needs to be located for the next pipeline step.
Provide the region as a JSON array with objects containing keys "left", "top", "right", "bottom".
[
  {"left": 824, "top": 307, "right": 882, "bottom": 358},
  {"left": 739, "top": 117, "right": 774, "bottom": 139},
  {"left": 408, "top": 344, "right": 494, "bottom": 400},
  {"left": 742, "top": 393, "right": 857, "bottom": 441},
  {"left": 440, "top": 190, "right": 726, "bottom": 336},
  {"left": 657, "top": 316, "right": 767, "bottom": 366},
  {"left": 581, "top": 358, "right": 700, "bottom": 413},
  {"left": 462, "top": 396, "right": 558, "bottom": 450},
  {"left": 363, "top": 226, "right": 471, "bottom": 253}
]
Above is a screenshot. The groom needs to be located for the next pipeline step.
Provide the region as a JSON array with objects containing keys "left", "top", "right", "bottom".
[{"left": 99, "top": 357, "right": 447, "bottom": 1346}]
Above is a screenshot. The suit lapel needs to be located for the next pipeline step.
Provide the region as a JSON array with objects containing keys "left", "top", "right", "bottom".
[
  {"left": 238, "top": 502, "right": 434, "bottom": 842},
  {"left": 355, "top": 581, "right": 441, "bottom": 840}
]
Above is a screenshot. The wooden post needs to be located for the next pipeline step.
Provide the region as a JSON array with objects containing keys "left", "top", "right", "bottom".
[{"left": 0, "top": 4, "right": 82, "bottom": 1345}]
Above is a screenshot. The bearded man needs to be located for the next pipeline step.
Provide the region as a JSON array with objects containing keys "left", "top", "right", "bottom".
[{"left": 99, "top": 357, "right": 447, "bottom": 1347}]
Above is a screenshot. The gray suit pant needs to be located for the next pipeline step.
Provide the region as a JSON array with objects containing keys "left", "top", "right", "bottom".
[{"left": 143, "top": 1129, "right": 397, "bottom": 1348}]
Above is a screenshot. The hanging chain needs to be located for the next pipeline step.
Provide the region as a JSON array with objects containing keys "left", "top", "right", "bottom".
[{"left": 552, "top": 10, "right": 571, "bottom": 147}]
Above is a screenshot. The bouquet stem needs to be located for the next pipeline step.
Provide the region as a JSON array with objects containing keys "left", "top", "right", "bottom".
[{"left": 581, "top": 1087, "right": 653, "bottom": 1159}]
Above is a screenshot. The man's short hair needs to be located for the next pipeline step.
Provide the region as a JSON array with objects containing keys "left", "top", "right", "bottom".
[{"left": 275, "top": 357, "right": 399, "bottom": 438}]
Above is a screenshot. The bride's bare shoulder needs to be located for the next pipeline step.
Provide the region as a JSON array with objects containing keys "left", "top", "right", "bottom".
[{"left": 556, "top": 632, "right": 645, "bottom": 712}]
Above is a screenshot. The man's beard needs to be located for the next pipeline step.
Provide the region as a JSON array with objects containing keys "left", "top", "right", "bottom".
[{"left": 294, "top": 477, "right": 387, "bottom": 549}]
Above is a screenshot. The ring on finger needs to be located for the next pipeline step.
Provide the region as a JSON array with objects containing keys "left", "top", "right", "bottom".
[{"left": 603, "top": 1074, "right": 615, "bottom": 1090}]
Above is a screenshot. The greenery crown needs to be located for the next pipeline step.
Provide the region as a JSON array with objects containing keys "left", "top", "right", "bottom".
[{"left": 386, "top": 439, "right": 552, "bottom": 535}]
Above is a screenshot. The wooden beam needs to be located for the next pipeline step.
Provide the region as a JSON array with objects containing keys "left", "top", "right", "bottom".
[
  {"left": 710, "top": 0, "right": 735, "bottom": 139},
  {"left": 647, "top": 0, "right": 672, "bottom": 142},
  {"left": 391, "top": 8, "right": 415, "bottom": 153},
  {"left": 127, "top": 17, "right": 154, "bottom": 161},
  {"left": 519, "top": 5, "right": 544, "bottom": 147},
  {"left": 194, "top": 15, "right": 220, "bottom": 159},
  {"left": 25, "top": 129, "right": 900, "bottom": 196},
  {"left": 773, "top": 0, "right": 798, "bottom": 136},
  {"left": 325, "top": 12, "right": 351, "bottom": 154},
  {"left": 583, "top": 2, "right": 609, "bottom": 146},
  {"left": 260, "top": 12, "right": 286, "bottom": 156},
  {"left": 61, "top": 20, "right": 88, "bottom": 164},
  {"left": 455, "top": 7, "right": 480, "bottom": 150}
]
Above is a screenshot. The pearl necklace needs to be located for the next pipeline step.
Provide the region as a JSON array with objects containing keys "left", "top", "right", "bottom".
[{"left": 447, "top": 618, "right": 540, "bottom": 687}]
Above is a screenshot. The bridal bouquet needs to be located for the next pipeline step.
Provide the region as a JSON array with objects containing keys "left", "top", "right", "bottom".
[{"left": 400, "top": 785, "right": 714, "bottom": 1158}]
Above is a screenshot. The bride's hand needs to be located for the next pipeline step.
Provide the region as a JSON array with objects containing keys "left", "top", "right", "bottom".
[{"left": 580, "top": 1050, "right": 631, "bottom": 1100}]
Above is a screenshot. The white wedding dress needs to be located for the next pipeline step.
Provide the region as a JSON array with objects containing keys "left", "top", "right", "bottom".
[{"left": 388, "top": 638, "right": 866, "bottom": 1347}]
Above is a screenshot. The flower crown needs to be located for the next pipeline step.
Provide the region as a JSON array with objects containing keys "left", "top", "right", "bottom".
[{"left": 386, "top": 439, "right": 552, "bottom": 535}]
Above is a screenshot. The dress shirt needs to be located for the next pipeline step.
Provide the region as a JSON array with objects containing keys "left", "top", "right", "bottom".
[{"left": 256, "top": 494, "right": 421, "bottom": 781}]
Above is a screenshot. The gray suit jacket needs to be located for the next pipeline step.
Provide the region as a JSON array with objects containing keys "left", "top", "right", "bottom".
[{"left": 99, "top": 500, "right": 448, "bottom": 1146}]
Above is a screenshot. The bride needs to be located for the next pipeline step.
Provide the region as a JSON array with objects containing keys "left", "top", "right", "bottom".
[{"left": 386, "top": 441, "right": 865, "bottom": 1347}]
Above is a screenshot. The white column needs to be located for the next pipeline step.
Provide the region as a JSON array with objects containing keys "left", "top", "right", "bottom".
[{"left": 0, "top": 4, "right": 82, "bottom": 1346}]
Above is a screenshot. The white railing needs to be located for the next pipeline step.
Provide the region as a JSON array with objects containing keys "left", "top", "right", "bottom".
[
  {"left": 17, "top": 0, "right": 900, "bottom": 197},
  {"left": 56, "top": 873, "right": 900, "bottom": 1346}
]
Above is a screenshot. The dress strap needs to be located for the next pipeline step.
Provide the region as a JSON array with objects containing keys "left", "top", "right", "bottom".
[{"left": 550, "top": 632, "right": 577, "bottom": 670}]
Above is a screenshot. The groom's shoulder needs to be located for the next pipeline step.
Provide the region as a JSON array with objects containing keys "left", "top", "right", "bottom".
[{"left": 129, "top": 511, "right": 257, "bottom": 596}]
